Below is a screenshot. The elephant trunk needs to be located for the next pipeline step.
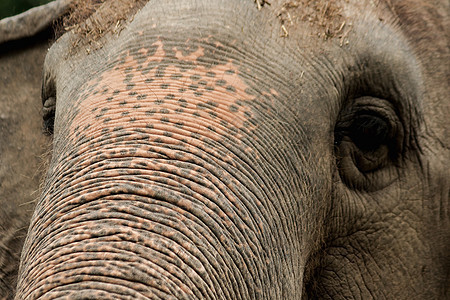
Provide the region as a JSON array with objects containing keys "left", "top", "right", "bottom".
[
  {"left": 15, "top": 41, "right": 313, "bottom": 298},
  {"left": 16, "top": 1, "right": 328, "bottom": 296},
  {"left": 16, "top": 97, "right": 272, "bottom": 298},
  {"left": 17, "top": 154, "right": 264, "bottom": 298},
  {"left": 17, "top": 132, "right": 274, "bottom": 298}
]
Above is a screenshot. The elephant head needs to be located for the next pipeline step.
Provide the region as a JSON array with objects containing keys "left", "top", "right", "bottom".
[{"left": 15, "top": 0, "right": 449, "bottom": 298}]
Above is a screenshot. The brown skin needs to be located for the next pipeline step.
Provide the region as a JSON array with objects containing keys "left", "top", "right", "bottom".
[
  {"left": 0, "top": 30, "right": 53, "bottom": 299},
  {"left": 15, "top": 0, "right": 450, "bottom": 299}
]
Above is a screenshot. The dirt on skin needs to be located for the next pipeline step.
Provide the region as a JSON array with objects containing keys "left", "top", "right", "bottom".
[
  {"left": 59, "top": 0, "right": 270, "bottom": 51},
  {"left": 277, "top": 0, "right": 347, "bottom": 40},
  {"left": 61, "top": 0, "right": 350, "bottom": 52},
  {"left": 58, "top": 0, "right": 148, "bottom": 51}
]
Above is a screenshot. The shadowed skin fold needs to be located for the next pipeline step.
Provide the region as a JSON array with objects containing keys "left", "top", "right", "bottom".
[{"left": 15, "top": 0, "right": 449, "bottom": 299}]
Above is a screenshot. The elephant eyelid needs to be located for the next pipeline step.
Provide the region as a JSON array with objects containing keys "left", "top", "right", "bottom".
[{"left": 41, "top": 72, "right": 57, "bottom": 135}]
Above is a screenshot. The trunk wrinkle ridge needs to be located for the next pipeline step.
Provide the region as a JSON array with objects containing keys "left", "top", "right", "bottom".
[{"left": 26, "top": 145, "right": 276, "bottom": 298}]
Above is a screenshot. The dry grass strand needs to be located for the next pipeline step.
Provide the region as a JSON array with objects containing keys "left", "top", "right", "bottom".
[
  {"left": 57, "top": 0, "right": 148, "bottom": 51},
  {"left": 278, "top": 0, "right": 347, "bottom": 41}
]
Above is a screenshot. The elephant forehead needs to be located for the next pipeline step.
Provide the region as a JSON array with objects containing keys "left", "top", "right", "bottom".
[{"left": 67, "top": 38, "right": 280, "bottom": 145}]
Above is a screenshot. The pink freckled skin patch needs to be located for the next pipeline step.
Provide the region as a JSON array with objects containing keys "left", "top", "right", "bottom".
[
  {"left": 70, "top": 39, "right": 259, "bottom": 145},
  {"left": 214, "top": 41, "right": 226, "bottom": 48},
  {"left": 269, "top": 89, "right": 279, "bottom": 97},
  {"left": 174, "top": 46, "right": 205, "bottom": 61}
]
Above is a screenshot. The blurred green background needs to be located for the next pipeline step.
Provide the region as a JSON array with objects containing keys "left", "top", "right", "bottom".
[{"left": 1, "top": 0, "right": 52, "bottom": 19}]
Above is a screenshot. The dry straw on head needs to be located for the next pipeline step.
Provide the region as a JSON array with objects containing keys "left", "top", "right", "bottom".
[
  {"left": 57, "top": 0, "right": 147, "bottom": 50},
  {"left": 278, "top": 0, "right": 348, "bottom": 41}
]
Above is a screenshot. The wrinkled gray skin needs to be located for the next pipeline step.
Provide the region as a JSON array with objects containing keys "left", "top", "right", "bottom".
[{"left": 7, "top": 0, "right": 450, "bottom": 299}]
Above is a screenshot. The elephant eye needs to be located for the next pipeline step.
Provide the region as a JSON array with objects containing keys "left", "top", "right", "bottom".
[
  {"left": 43, "top": 96, "right": 56, "bottom": 135},
  {"left": 334, "top": 96, "right": 403, "bottom": 190},
  {"left": 41, "top": 73, "right": 56, "bottom": 135},
  {"left": 348, "top": 113, "right": 391, "bottom": 151}
]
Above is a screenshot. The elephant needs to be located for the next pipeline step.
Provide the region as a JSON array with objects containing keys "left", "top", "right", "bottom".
[{"left": 3, "top": 0, "right": 449, "bottom": 298}]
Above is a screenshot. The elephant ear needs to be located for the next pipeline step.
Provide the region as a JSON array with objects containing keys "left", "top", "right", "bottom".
[
  {"left": 0, "top": 1, "right": 70, "bottom": 298},
  {"left": 0, "top": 0, "right": 70, "bottom": 43}
]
